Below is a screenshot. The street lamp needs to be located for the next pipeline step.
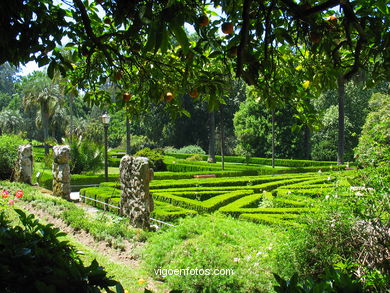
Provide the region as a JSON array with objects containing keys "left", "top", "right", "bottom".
[{"left": 101, "top": 113, "right": 110, "bottom": 182}]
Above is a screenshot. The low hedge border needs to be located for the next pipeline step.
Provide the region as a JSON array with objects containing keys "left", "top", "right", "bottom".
[
  {"left": 152, "top": 190, "right": 254, "bottom": 213},
  {"left": 39, "top": 172, "right": 119, "bottom": 191},
  {"left": 166, "top": 153, "right": 339, "bottom": 167},
  {"left": 239, "top": 213, "right": 302, "bottom": 227},
  {"left": 151, "top": 201, "right": 198, "bottom": 221}
]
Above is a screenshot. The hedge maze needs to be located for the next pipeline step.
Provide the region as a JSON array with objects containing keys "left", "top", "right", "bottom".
[{"left": 80, "top": 171, "right": 349, "bottom": 226}]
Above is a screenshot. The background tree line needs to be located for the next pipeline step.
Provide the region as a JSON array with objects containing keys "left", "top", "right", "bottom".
[{"left": 0, "top": 63, "right": 387, "bottom": 162}]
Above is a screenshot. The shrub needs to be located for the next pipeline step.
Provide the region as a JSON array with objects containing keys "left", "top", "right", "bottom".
[
  {"left": 0, "top": 134, "right": 27, "bottom": 180},
  {"left": 354, "top": 93, "right": 390, "bottom": 167},
  {"left": 122, "top": 135, "right": 156, "bottom": 153},
  {"left": 177, "top": 145, "right": 206, "bottom": 155},
  {"left": 135, "top": 147, "right": 166, "bottom": 171},
  {"left": 68, "top": 137, "right": 104, "bottom": 174},
  {"left": 163, "top": 146, "right": 179, "bottom": 153},
  {"left": 0, "top": 209, "right": 122, "bottom": 292},
  {"left": 276, "top": 169, "right": 390, "bottom": 292},
  {"left": 185, "top": 154, "right": 204, "bottom": 162}
]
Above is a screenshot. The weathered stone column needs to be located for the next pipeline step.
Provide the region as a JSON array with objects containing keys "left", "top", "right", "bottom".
[
  {"left": 119, "top": 155, "right": 154, "bottom": 229},
  {"left": 52, "top": 145, "right": 71, "bottom": 200},
  {"left": 14, "top": 144, "right": 33, "bottom": 184}
]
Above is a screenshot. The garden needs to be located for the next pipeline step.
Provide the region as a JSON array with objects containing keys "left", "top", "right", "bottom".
[{"left": 0, "top": 1, "right": 389, "bottom": 292}]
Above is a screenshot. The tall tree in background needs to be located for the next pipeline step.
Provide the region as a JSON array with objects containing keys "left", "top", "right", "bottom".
[{"left": 21, "top": 71, "right": 63, "bottom": 154}]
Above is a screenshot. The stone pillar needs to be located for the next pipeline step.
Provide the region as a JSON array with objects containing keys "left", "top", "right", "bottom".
[
  {"left": 14, "top": 144, "right": 33, "bottom": 184},
  {"left": 52, "top": 145, "right": 71, "bottom": 200},
  {"left": 119, "top": 155, "right": 154, "bottom": 229}
]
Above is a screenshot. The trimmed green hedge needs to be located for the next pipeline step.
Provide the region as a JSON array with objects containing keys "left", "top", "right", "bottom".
[
  {"left": 166, "top": 153, "right": 339, "bottom": 167},
  {"left": 239, "top": 213, "right": 302, "bottom": 226},
  {"left": 152, "top": 190, "right": 254, "bottom": 212},
  {"left": 151, "top": 201, "right": 197, "bottom": 222},
  {"left": 39, "top": 172, "right": 119, "bottom": 191}
]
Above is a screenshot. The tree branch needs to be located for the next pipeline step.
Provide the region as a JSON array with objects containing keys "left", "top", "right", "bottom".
[
  {"left": 72, "top": 0, "right": 112, "bottom": 64},
  {"left": 237, "top": 0, "right": 251, "bottom": 77},
  {"left": 279, "top": 0, "right": 340, "bottom": 19}
]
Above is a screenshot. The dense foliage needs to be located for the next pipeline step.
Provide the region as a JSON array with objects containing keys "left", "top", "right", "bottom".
[
  {"left": 69, "top": 137, "right": 104, "bottom": 174},
  {"left": 134, "top": 148, "right": 166, "bottom": 171},
  {"left": 0, "top": 209, "right": 122, "bottom": 292},
  {"left": 0, "top": 135, "right": 27, "bottom": 180},
  {"left": 234, "top": 98, "right": 305, "bottom": 159},
  {"left": 354, "top": 93, "right": 390, "bottom": 167}
]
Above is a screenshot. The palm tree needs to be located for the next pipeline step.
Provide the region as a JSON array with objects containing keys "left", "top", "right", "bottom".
[
  {"left": 0, "top": 109, "right": 23, "bottom": 134},
  {"left": 21, "top": 71, "right": 62, "bottom": 154}
]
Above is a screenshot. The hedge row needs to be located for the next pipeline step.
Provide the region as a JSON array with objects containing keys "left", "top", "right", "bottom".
[
  {"left": 151, "top": 201, "right": 198, "bottom": 222},
  {"left": 164, "top": 158, "right": 347, "bottom": 175},
  {"left": 239, "top": 213, "right": 302, "bottom": 227},
  {"left": 219, "top": 191, "right": 314, "bottom": 217},
  {"left": 39, "top": 172, "right": 120, "bottom": 191},
  {"left": 166, "top": 153, "right": 338, "bottom": 167},
  {"left": 152, "top": 190, "right": 254, "bottom": 213},
  {"left": 150, "top": 173, "right": 317, "bottom": 190},
  {"left": 79, "top": 187, "right": 197, "bottom": 220}
]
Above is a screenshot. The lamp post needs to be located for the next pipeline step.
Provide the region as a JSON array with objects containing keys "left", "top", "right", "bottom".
[{"left": 101, "top": 113, "right": 110, "bottom": 182}]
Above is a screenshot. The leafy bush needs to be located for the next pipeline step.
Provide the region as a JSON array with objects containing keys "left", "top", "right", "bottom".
[
  {"left": 135, "top": 147, "right": 166, "bottom": 171},
  {"left": 354, "top": 93, "right": 390, "bottom": 167},
  {"left": 122, "top": 135, "right": 156, "bottom": 154},
  {"left": 177, "top": 145, "right": 206, "bottom": 155},
  {"left": 273, "top": 268, "right": 364, "bottom": 293},
  {"left": 68, "top": 137, "right": 104, "bottom": 174},
  {"left": 185, "top": 154, "right": 204, "bottom": 161},
  {"left": 0, "top": 209, "right": 122, "bottom": 292},
  {"left": 277, "top": 169, "right": 390, "bottom": 292},
  {"left": 0, "top": 134, "right": 27, "bottom": 179},
  {"left": 163, "top": 146, "right": 179, "bottom": 153}
]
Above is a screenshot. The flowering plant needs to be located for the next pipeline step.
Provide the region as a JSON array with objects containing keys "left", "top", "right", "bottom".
[{"left": 1, "top": 188, "right": 23, "bottom": 210}]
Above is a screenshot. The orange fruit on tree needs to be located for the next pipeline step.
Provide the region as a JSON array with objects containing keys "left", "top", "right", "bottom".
[
  {"left": 123, "top": 92, "right": 131, "bottom": 102},
  {"left": 221, "top": 22, "right": 234, "bottom": 34},
  {"left": 326, "top": 15, "right": 337, "bottom": 21},
  {"left": 198, "top": 15, "right": 209, "bottom": 27},
  {"left": 165, "top": 92, "right": 174, "bottom": 102},
  {"left": 189, "top": 88, "right": 198, "bottom": 98}
]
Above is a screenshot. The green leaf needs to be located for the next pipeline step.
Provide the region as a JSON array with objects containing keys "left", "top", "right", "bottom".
[
  {"left": 144, "top": 27, "right": 156, "bottom": 53},
  {"left": 154, "top": 24, "right": 166, "bottom": 54},
  {"left": 209, "top": 51, "right": 222, "bottom": 58},
  {"left": 169, "top": 22, "right": 189, "bottom": 54},
  {"left": 47, "top": 60, "right": 57, "bottom": 79}
]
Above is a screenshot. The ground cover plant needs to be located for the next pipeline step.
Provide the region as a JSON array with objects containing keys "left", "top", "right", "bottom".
[{"left": 0, "top": 198, "right": 123, "bottom": 292}]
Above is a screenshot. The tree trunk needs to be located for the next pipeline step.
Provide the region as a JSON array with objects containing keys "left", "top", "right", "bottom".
[
  {"left": 69, "top": 94, "right": 74, "bottom": 144},
  {"left": 208, "top": 111, "right": 216, "bottom": 163},
  {"left": 337, "top": 75, "right": 345, "bottom": 165},
  {"left": 126, "top": 116, "right": 131, "bottom": 155},
  {"left": 271, "top": 109, "right": 275, "bottom": 168},
  {"left": 41, "top": 101, "right": 50, "bottom": 155},
  {"left": 220, "top": 122, "right": 225, "bottom": 171},
  {"left": 304, "top": 126, "right": 311, "bottom": 160}
]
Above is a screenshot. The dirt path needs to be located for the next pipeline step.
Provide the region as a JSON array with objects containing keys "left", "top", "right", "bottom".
[{"left": 21, "top": 201, "right": 169, "bottom": 292}]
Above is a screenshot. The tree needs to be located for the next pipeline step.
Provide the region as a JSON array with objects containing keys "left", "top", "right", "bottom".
[
  {"left": 311, "top": 80, "right": 388, "bottom": 161},
  {"left": 20, "top": 71, "right": 63, "bottom": 154},
  {"left": 355, "top": 92, "right": 390, "bottom": 167},
  {"left": 234, "top": 97, "right": 305, "bottom": 159},
  {"left": 1, "top": 0, "right": 387, "bottom": 110},
  {"left": 0, "top": 109, "right": 23, "bottom": 135}
]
